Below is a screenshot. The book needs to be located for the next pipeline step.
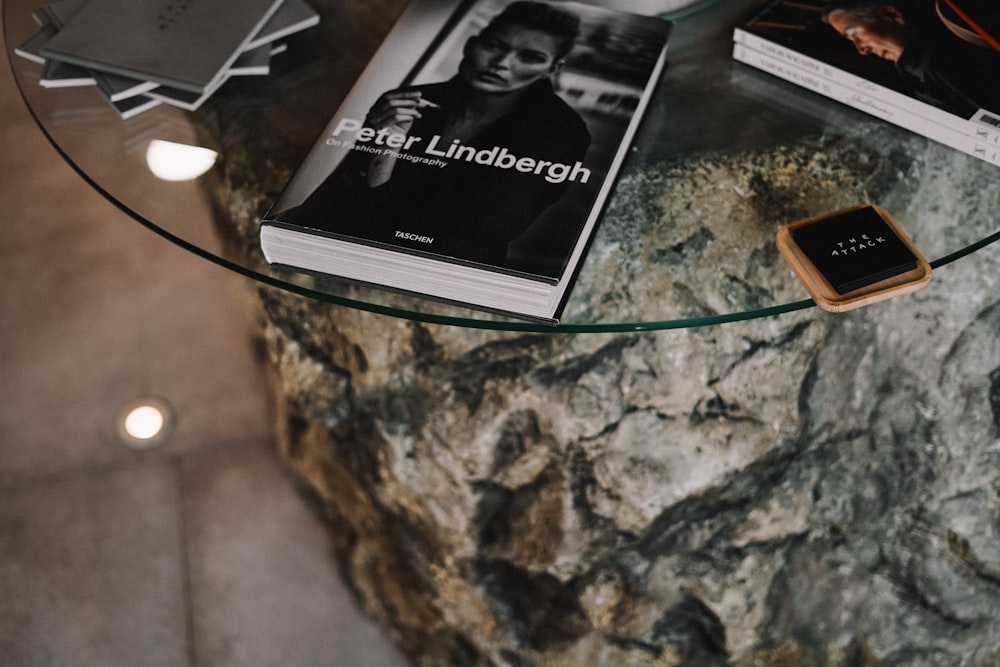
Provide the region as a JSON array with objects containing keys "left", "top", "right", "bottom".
[
  {"left": 259, "top": 0, "right": 673, "bottom": 324},
  {"left": 148, "top": 44, "right": 286, "bottom": 112},
  {"left": 732, "top": 0, "right": 1000, "bottom": 168},
  {"left": 732, "top": 44, "right": 1000, "bottom": 166},
  {"left": 34, "top": 0, "right": 160, "bottom": 99},
  {"left": 567, "top": 0, "right": 711, "bottom": 15},
  {"left": 14, "top": 24, "right": 57, "bottom": 64},
  {"left": 39, "top": 0, "right": 287, "bottom": 93},
  {"left": 109, "top": 94, "right": 163, "bottom": 120},
  {"left": 17, "top": 0, "right": 319, "bottom": 118},
  {"left": 39, "top": 59, "right": 96, "bottom": 88},
  {"left": 246, "top": 0, "right": 321, "bottom": 51},
  {"left": 33, "top": 0, "right": 310, "bottom": 98},
  {"left": 38, "top": 58, "right": 161, "bottom": 102}
]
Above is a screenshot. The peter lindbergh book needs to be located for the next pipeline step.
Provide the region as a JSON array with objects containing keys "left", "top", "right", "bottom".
[{"left": 259, "top": 0, "right": 673, "bottom": 324}]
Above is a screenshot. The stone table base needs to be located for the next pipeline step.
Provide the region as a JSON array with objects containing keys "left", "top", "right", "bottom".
[
  {"left": 237, "top": 139, "right": 1000, "bottom": 666},
  {"left": 200, "top": 13, "right": 1000, "bottom": 658}
]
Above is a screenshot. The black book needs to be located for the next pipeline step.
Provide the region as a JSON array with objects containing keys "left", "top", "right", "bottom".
[{"left": 260, "top": 0, "right": 673, "bottom": 324}]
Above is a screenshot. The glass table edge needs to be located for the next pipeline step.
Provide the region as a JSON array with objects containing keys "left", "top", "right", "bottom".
[{"left": 6, "top": 1, "right": 999, "bottom": 334}]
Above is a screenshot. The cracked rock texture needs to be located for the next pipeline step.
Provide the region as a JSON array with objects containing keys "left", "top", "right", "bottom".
[
  {"left": 199, "top": 2, "right": 1000, "bottom": 664},
  {"left": 228, "top": 143, "right": 1000, "bottom": 665},
  {"left": 249, "top": 258, "right": 1000, "bottom": 667}
]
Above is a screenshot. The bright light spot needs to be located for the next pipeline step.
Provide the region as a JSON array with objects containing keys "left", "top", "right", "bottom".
[
  {"left": 146, "top": 139, "right": 218, "bottom": 181},
  {"left": 117, "top": 397, "right": 174, "bottom": 449},
  {"left": 124, "top": 405, "right": 166, "bottom": 440}
]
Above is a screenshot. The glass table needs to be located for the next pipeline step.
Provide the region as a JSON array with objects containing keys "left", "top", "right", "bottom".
[
  {"left": 10, "top": 6, "right": 1000, "bottom": 663},
  {"left": 5, "top": 0, "right": 999, "bottom": 333}
]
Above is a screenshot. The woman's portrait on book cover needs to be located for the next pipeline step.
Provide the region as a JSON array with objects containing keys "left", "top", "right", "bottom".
[{"left": 274, "top": 0, "right": 670, "bottom": 277}]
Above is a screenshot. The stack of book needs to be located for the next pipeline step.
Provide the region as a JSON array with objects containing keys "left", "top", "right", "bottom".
[
  {"left": 15, "top": 0, "right": 319, "bottom": 118},
  {"left": 732, "top": 0, "right": 1000, "bottom": 168}
]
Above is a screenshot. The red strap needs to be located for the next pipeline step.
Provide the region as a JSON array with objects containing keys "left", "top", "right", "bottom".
[{"left": 941, "top": 0, "right": 1000, "bottom": 52}]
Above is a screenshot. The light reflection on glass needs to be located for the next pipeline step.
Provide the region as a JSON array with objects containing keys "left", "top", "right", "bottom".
[{"left": 146, "top": 139, "right": 218, "bottom": 181}]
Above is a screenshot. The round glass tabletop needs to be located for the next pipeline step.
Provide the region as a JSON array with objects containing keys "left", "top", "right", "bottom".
[{"left": 5, "top": 0, "right": 999, "bottom": 332}]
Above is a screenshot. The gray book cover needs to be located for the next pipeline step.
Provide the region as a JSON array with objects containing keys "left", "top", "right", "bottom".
[
  {"left": 40, "top": 0, "right": 286, "bottom": 93},
  {"left": 246, "top": 0, "right": 319, "bottom": 50}
]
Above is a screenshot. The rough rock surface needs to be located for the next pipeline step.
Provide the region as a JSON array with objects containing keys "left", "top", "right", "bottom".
[
  {"left": 199, "top": 4, "right": 1000, "bottom": 664},
  {"left": 234, "top": 145, "right": 999, "bottom": 666}
]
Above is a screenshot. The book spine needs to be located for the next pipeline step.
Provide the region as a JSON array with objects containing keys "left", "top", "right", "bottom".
[
  {"left": 969, "top": 110, "right": 1000, "bottom": 164},
  {"left": 732, "top": 32, "right": 1000, "bottom": 168}
]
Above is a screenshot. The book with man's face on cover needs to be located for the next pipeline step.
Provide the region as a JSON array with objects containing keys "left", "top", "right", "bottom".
[
  {"left": 259, "top": 0, "right": 673, "bottom": 324},
  {"left": 732, "top": 0, "right": 1000, "bottom": 169}
]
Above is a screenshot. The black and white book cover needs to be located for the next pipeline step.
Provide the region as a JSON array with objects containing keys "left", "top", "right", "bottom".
[
  {"left": 732, "top": 0, "right": 1000, "bottom": 166},
  {"left": 260, "top": 0, "right": 672, "bottom": 323},
  {"left": 39, "top": 0, "right": 286, "bottom": 93}
]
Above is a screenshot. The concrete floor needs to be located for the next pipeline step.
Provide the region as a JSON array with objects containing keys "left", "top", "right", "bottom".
[{"left": 0, "top": 32, "right": 410, "bottom": 667}]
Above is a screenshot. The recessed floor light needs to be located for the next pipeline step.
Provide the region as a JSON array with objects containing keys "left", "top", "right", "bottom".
[{"left": 116, "top": 397, "right": 175, "bottom": 449}]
